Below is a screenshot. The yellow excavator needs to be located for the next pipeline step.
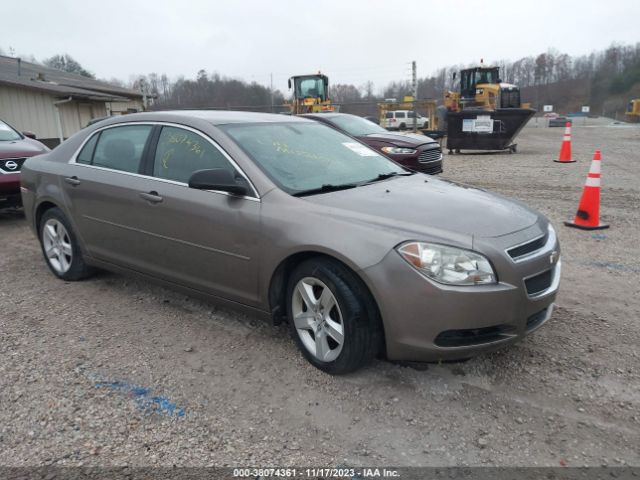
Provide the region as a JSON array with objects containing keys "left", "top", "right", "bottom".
[
  {"left": 287, "top": 73, "right": 336, "bottom": 114},
  {"left": 626, "top": 99, "right": 640, "bottom": 122}
]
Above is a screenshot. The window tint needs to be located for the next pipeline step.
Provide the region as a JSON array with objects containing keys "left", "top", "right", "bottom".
[
  {"left": 76, "top": 133, "right": 99, "bottom": 164},
  {"left": 153, "top": 126, "right": 234, "bottom": 183},
  {"left": 92, "top": 125, "right": 152, "bottom": 173},
  {"left": 385, "top": 112, "right": 393, "bottom": 119},
  {"left": 395, "top": 112, "right": 406, "bottom": 118}
]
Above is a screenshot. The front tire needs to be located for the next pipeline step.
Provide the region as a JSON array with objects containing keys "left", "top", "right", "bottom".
[
  {"left": 39, "top": 207, "right": 94, "bottom": 281},
  {"left": 286, "top": 258, "right": 382, "bottom": 374}
]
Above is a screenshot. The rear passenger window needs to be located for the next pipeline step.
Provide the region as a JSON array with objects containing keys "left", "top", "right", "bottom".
[
  {"left": 153, "top": 126, "right": 234, "bottom": 183},
  {"left": 396, "top": 112, "right": 406, "bottom": 118},
  {"left": 76, "top": 134, "right": 99, "bottom": 164},
  {"left": 92, "top": 125, "right": 152, "bottom": 173},
  {"left": 385, "top": 112, "right": 393, "bottom": 119}
]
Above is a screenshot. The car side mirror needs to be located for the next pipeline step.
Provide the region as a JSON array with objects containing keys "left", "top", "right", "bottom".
[
  {"left": 22, "top": 131, "right": 36, "bottom": 139},
  {"left": 188, "top": 168, "right": 248, "bottom": 196}
]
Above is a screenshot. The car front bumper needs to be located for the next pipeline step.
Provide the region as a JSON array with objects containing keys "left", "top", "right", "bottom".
[
  {"left": 391, "top": 146, "right": 443, "bottom": 175},
  {"left": 0, "top": 172, "right": 21, "bottom": 206},
  {"left": 361, "top": 224, "right": 560, "bottom": 362}
]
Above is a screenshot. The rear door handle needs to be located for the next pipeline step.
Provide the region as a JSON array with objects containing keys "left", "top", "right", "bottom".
[
  {"left": 64, "top": 176, "right": 81, "bottom": 186},
  {"left": 139, "top": 191, "right": 163, "bottom": 204}
]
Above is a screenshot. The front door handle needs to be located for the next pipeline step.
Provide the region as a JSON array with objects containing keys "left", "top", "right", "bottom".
[
  {"left": 139, "top": 191, "right": 163, "bottom": 204},
  {"left": 64, "top": 176, "right": 81, "bottom": 186}
]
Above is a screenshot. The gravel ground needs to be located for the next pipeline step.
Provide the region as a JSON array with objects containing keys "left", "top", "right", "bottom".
[{"left": 1, "top": 118, "right": 639, "bottom": 468}]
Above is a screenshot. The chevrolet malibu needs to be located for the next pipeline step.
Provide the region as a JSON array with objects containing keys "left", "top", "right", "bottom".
[{"left": 20, "top": 111, "right": 560, "bottom": 374}]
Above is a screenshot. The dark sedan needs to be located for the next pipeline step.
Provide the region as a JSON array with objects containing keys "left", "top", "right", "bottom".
[
  {"left": 0, "top": 119, "right": 49, "bottom": 208},
  {"left": 548, "top": 116, "right": 572, "bottom": 127},
  {"left": 303, "top": 113, "right": 443, "bottom": 174}
]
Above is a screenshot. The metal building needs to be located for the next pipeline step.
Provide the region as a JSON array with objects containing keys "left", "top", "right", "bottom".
[{"left": 0, "top": 56, "right": 149, "bottom": 148}]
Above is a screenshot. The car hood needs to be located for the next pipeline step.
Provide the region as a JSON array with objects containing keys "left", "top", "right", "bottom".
[
  {"left": 304, "top": 175, "right": 539, "bottom": 242},
  {"left": 362, "top": 132, "right": 436, "bottom": 147},
  {"left": 0, "top": 139, "right": 48, "bottom": 159}
]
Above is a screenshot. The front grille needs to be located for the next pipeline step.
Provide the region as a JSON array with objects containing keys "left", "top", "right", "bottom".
[
  {"left": 507, "top": 233, "right": 548, "bottom": 260},
  {"left": 418, "top": 147, "right": 442, "bottom": 163},
  {"left": 0, "top": 157, "right": 26, "bottom": 174},
  {"left": 435, "top": 324, "right": 514, "bottom": 347},
  {"left": 525, "top": 269, "right": 553, "bottom": 296},
  {"left": 416, "top": 162, "right": 443, "bottom": 175}
]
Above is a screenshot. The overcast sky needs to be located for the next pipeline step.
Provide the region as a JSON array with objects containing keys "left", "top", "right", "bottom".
[{"left": 3, "top": 0, "right": 639, "bottom": 92}]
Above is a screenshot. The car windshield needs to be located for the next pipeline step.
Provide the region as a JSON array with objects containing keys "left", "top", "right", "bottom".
[
  {"left": 0, "top": 120, "right": 22, "bottom": 141},
  {"left": 327, "top": 115, "right": 388, "bottom": 136},
  {"left": 222, "top": 122, "right": 406, "bottom": 195}
]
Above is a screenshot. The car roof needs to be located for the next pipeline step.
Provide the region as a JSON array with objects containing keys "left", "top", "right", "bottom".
[
  {"left": 301, "top": 113, "right": 359, "bottom": 120},
  {"left": 102, "top": 110, "right": 315, "bottom": 126}
]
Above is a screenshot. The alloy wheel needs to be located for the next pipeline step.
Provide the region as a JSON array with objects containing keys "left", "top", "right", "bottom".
[
  {"left": 42, "top": 218, "right": 73, "bottom": 274},
  {"left": 291, "top": 277, "right": 344, "bottom": 362}
]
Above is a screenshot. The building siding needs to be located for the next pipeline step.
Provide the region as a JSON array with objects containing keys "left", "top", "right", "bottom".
[
  {"left": 0, "top": 85, "right": 59, "bottom": 138},
  {"left": 108, "top": 99, "right": 144, "bottom": 114},
  {"left": 1, "top": 85, "right": 121, "bottom": 145}
]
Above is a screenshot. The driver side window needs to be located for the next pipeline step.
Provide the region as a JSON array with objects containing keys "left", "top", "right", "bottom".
[{"left": 153, "top": 126, "right": 235, "bottom": 184}]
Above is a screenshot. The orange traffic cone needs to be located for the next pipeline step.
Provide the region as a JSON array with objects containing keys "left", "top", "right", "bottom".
[
  {"left": 564, "top": 150, "right": 609, "bottom": 230},
  {"left": 554, "top": 122, "right": 575, "bottom": 163}
]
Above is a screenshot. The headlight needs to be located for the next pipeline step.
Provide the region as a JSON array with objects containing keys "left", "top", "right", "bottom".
[
  {"left": 397, "top": 242, "right": 497, "bottom": 285},
  {"left": 381, "top": 146, "right": 417, "bottom": 155}
]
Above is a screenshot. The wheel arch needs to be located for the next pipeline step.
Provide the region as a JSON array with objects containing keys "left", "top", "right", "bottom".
[
  {"left": 35, "top": 200, "right": 60, "bottom": 232},
  {"left": 267, "top": 250, "right": 386, "bottom": 356}
]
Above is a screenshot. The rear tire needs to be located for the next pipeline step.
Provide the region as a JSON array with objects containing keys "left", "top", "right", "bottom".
[
  {"left": 286, "top": 258, "right": 382, "bottom": 374},
  {"left": 39, "top": 207, "right": 94, "bottom": 281}
]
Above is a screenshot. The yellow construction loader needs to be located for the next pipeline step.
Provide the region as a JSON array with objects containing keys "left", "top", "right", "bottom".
[
  {"left": 443, "top": 65, "right": 529, "bottom": 112},
  {"left": 287, "top": 73, "right": 335, "bottom": 114},
  {"left": 378, "top": 64, "right": 534, "bottom": 152},
  {"left": 441, "top": 64, "right": 535, "bottom": 153},
  {"left": 626, "top": 99, "right": 640, "bottom": 122}
]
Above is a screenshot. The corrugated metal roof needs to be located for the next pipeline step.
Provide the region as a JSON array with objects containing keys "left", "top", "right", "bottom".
[{"left": 0, "top": 55, "right": 143, "bottom": 102}]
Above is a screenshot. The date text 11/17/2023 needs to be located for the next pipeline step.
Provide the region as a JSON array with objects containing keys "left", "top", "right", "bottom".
[{"left": 232, "top": 467, "right": 400, "bottom": 478}]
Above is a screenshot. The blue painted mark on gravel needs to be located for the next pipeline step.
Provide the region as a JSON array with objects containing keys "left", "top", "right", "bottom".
[
  {"left": 94, "top": 381, "right": 185, "bottom": 417},
  {"left": 591, "top": 233, "right": 608, "bottom": 241}
]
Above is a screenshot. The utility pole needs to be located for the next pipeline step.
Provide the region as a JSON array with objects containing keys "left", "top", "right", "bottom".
[
  {"left": 412, "top": 60, "right": 417, "bottom": 132},
  {"left": 270, "top": 73, "right": 274, "bottom": 113}
]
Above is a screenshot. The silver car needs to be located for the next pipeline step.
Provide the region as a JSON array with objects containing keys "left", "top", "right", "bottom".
[{"left": 20, "top": 111, "right": 560, "bottom": 374}]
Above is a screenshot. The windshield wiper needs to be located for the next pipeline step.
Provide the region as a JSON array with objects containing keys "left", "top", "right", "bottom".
[
  {"left": 365, "top": 171, "right": 415, "bottom": 184},
  {"left": 293, "top": 183, "right": 360, "bottom": 197}
]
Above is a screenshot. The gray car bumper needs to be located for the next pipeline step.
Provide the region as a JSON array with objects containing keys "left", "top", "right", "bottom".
[{"left": 361, "top": 239, "right": 560, "bottom": 362}]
